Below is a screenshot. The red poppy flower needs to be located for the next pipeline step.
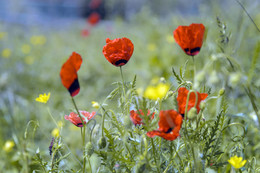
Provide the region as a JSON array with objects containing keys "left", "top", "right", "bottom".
[
  {"left": 147, "top": 110, "right": 183, "bottom": 141},
  {"left": 60, "top": 52, "right": 82, "bottom": 97},
  {"left": 173, "top": 23, "right": 205, "bottom": 56},
  {"left": 64, "top": 111, "right": 96, "bottom": 127},
  {"left": 102, "top": 37, "right": 134, "bottom": 67},
  {"left": 87, "top": 12, "right": 100, "bottom": 26},
  {"left": 130, "top": 109, "right": 155, "bottom": 125},
  {"left": 177, "top": 87, "right": 208, "bottom": 115}
]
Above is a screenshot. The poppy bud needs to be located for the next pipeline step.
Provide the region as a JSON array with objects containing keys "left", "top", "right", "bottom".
[
  {"left": 98, "top": 137, "right": 107, "bottom": 149},
  {"left": 218, "top": 88, "right": 225, "bottom": 96},
  {"left": 187, "top": 107, "right": 197, "bottom": 120},
  {"left": 200, "top": 101, "right": 206, "bottom": 111},
  {"left": 86, "top": 142, "right": 94, "bottom": 156}
]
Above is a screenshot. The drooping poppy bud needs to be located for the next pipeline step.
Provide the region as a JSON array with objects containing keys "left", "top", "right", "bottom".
[{"left": 60, "top": 52, "right": 82, "bottom": 97}]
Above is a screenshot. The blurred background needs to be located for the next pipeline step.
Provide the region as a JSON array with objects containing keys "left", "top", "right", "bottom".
[{"left": 0, "top": 0, "right": 260, "bottom": 171}]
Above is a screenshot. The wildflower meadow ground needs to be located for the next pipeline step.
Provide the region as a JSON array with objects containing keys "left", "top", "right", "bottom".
[{"left": 0, "top": 1, "right": 260, "bottom": 172}]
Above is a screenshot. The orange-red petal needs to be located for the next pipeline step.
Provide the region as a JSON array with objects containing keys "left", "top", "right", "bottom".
[
  {"left": 102, "top": 37, "right": 134, "bottom": 67},
  {"left": 130, "top": 109, "right": 155, "bottom": 125},
  {"left": 147, "top": 110, "right": 183, "bottom": 141},
  {"left": 173, "top": 23, "right": 205, "bottom": 56},
  {"left": 177, "top": 87, "right": 208, "bottom": 115},
  {"left": 60, "top": 52, "right": 82, "bottom": 97}
]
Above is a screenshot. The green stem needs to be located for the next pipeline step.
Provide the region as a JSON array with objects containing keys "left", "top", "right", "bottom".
[
  {"left": 88, "top": 119, "right": 96, "bottom": 142},
  {"left": 192, "top": 56, "right": 196, "bottom": 87},
  {"left": 47, "top": 107, "right": 59, "bottom": 127},
  {"left": 151, "top": 138, "right": 160, "bottom": 173},
  {"left": 88, "top": 156, "right": 92, "bottom": 173},
  {"left": 120, "top": 66, "right": 127, "bottom": 100},
  {"left": 101, "top": 106, "right": 107, "bottom": 137},
  {"left": 183, "top": 90, "right": 199, "bottom": 170},
  {"left": 71, "top": 97, "right": 86, "bottom": 173},
  {"left": 172, "top": 143, "right": 184, "bottom": 170}
]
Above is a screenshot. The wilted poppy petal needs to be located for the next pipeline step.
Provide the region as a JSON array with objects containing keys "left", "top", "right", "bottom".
[
  {"left": 103, "top": 37, "right": 134, "bottom": 67},
  {"left": 147, "top": 110, "right": 183, "bottom": 141},
  {"left": 177, "top": 87, "right": 208, "bottom": 115},
  {"left": 130, "top": 109, "right": 155, "bottom": 125},
  {"left": 60, "top": 52, "right": 82, "bottom": 97},
  {"left": 173, "top": 23, "right": 205, "bottom": 56},
  {"left": 65, "top": 111, "right": 96, "bottom": 127}
]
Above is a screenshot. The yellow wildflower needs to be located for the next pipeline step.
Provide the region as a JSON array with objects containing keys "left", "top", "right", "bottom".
[
  {"left": 21, "top": 44, "right": 31, "bottom": 54},
  {"left": 24, "top": 56, "right": 34, "bottom": 65},
  {"left": 51, "top": 128, "right": 60, "bottom": 138},
  {"left": 30, "top": 35, "right": 46, "bottom": 45},
  {"left": 0, "top": 32, "right": 7, "bottom": 40},
  {"left": 2, "top": 49, "right": 11, "bottom": 58},
  {"left": 228, "top": 155, "right": 247, "bottom": 169},
  {"left": 144, "top": 83, "right": 170, "bottom": 100},
  {"left": 35, "top": 92, "right": 50, "bottom": 104},
  {"left": 3, "top": 140, "right": 15, "bottom": 152},
  {"left": 91, "top": 101, "right": 100, "bottom": 109}
]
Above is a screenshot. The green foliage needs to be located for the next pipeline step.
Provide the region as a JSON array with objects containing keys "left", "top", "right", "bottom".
[{"left": 1, "top": 1, "right": 260, "bottom": 172}]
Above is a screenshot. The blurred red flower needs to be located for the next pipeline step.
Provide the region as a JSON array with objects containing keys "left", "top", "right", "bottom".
[
  {"left": 147, "top": 110, "right": 183, "bottom": 141},
  {"left": 102, "top": 37, "right": 134, "bottom": 67},
  {"left": 130, "top": 109, "right": 155, "bottom": 125},
  {"left": 87, "top": 12, "right": 100, "bottom": 26},
  {"left": 89, "top": 0, "right": 102, "bottom": 9},
  {"left": 177, "top": 87, "right": 208, "bottom": 115},
  {"left": 81, "top": 29, "right": 90, "bottom": 37},
  {"left": 60, "top": 52, "right": 82, "bottom": 97},
  {"left": 65, "top": 111, "right": 96, "bottom": 127},
  {"left": 173, "top": 23, "right": 205, "bottom": 56}
]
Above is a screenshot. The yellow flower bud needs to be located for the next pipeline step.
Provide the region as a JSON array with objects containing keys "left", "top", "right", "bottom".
[
  {"left": 51, "top": 128, "right": 60, "bottom": 138},
  {"left": 3, "top": 140, "right": 15, "bottom": 152}
]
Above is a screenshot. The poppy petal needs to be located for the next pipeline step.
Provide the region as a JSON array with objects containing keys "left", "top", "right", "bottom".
[
  {"left": 103, "top": 37, "right": 134, "bottom": 67},
  {"left": 173, "top": 23, "right": 205, "bottom": 56},
  {"left": 60, "top": 52, "right": 82, "bottom": 97},
  {"left": 146, "top": 129, "right": 180, "bottom": 141},
  {"left": 147, "top": 109, "right": 183, "bottom": 141},
  {"left": 177, "top": 87, "right": 208, "bottom": 115}
]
